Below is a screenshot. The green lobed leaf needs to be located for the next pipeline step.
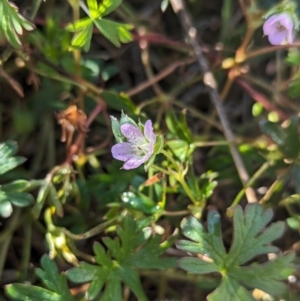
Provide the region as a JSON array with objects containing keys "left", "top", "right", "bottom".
[
  {"left": 207, "top": 277, "right": 255, "bottom": 301},
  {"left": 178, "top": 257, "right": 218, "bottom": 275},
  {"left": 121, "top": 191, "right": 160, "bottom": 215},
  {"left": 232, "top": 252, "right": 295, "bottom": 296},
  {"left": 66, "top": 262, "right": 98, "bottom": 283},
  {"left": 87, "top": 0, "right": 99, "bottom": 18},
  {"left": 288, "top": 76, "right": 300, "bottom": 98},
  {"left": 177, "top": 213, "right": 226, "bottom": 266},
  {"left": 166, "top": 109, "right": 193, "bottom": 143},
  {"left": 1, "top": 180, "right": 31, "bottom": 192},
  {"left": 100, "top": 274, "right": 123, "bottom": 301},
  {"left": 36, "top": 255, "right": 64, "bottom": 293},
  {"left": 128, "top": 234, "right": 177, "bottom": 269},
  {"left": 70, "top": 24, "right": 93, "bottom": 51},
  {"left": 86, "top": 270, "right": 109, "bottom": 300},
  {"left": 0, "top": 1, "right": 34, "bottom": 48},
  {"left": 0, "top": 191, "right": 34, "bottom": 207},
  {"left": 259, "top": 119, "right": 285, "bottom": 147},
  {"left": 259, "top": 117, "right": 300, "bottom": 160},
  {"left": 66, "top": 216, "right": 175, "bottom": 300},
  {"left": 102, "top": 91, "right": 136, "bottom": 112},
  {"left": 0, "top": 156, "right": 26, "bottom": 175},
  {"left": 5, "top": 255, "right": 75, "bottom": 301},
  {"left": 2, "top": 12, "right": 21, "bottom": 48},
  {"left": 177, "top": 203, "right": 295, "bottom": 300},
  {"left": 116, "top": 265, "right": 148, "bottom": 301},
  {"left": 103, "top": 236, "right": 122, "bottom": 259},
  {"left": 98, "top": 0, "right": 122, "bottom": 17},
  {"left": 94, "top": 242, "right": 113, "bottom": 267},
  {"left": 0, "top": 141, "right": 26, "bottom": 175},
  {"left": 166, "top": 139, "right": 193, "bottom": 162},
  {"left": 5, "top": 284, "right": 63, "bottom": 301},
  {"left": 0, "top": 141, "right": 18, "bottom": 158},
  {"left": 286, "top": 49, "right": 300, "bottom": 65},
  {"left": 65, "top": 17, "right": 93, "bottom": 32},
  {"left": 94, "top": 19, "right": 133, "bottom": 47},
  {"left": 283, "top": 116, "right": 300, "bottom": 159},
  {"left": 226, "top": 204, "right": 283, "bottom": 267}
]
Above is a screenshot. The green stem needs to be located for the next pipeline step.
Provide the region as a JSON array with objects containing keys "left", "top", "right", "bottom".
[
  {"left": 160, "top": 150, "right": 180, "bottom": 172},
  {"left": 30, "top": 0, "right": 43, "bottom": 20},
  {"left": 20, "top": 218, "right": 32, "bottom": 279},
  {"left": 62, "top": 216, "right": 120, "bottom": 240},
  {"left": 151, "top": 164, "right": 175, "bottom": 177},
  {"left": 259, "top": 168, "right": 289, "bottom": 205},
  {"left": 177, "top": 177, "right": 197, "bottom": 204},
  {"left": 193, "top": 140, "right": 229, "bottom": 147},
  {"left": 231, "top": 161, "right": 273, "bottom": 206},
  {"left": 0, "top": 209, "right": 22, "bottom": 278},
  {"left": 163, "top": 210, "right": 189, "bottom": 216},
  {"left": 157, "top": 151, "right": 198, "bottom": 204},
  {"left": 152, "top": 166, "right": 196, "bottom": 204}
]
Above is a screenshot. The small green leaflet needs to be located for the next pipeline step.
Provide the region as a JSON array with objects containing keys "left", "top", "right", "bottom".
[
  {"left": 260, "top": 116, "right": 300, "bottom": 160},
  {"left": 0, "top": 0, "right": 34, "bottom": 48},
  {"left": 0, "top": 141, "right": 34, "bottom": 218},
  {"left": 177, "top": 203, "right": 295, "bottom": 301},
  {"left": 5, "top": 255, "right": 75, "bottom": 301},
  {"left": 66, "top": 0, "right": 133, "bottom": 51}
]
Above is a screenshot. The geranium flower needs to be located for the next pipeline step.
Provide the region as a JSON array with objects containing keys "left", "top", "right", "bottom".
[
  {"left": 263, "top": 12, "right": 294, "bottom": 45},
  {"left": 111, "top": 120, "right": 156, "bottom": 170}
]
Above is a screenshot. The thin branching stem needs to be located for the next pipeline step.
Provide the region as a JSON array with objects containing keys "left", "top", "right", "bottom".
[{"left": 169, "top": 0, "right": 257, "bottom": 203}]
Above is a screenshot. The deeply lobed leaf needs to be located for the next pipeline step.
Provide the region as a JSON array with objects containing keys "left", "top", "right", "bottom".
[
  {"left": 178, "top": 203, "right": 295, "bottom": 300},
  {"left": 66, "top": 215, "right": 176, "bottom": 301},
  {"left": 66, "top": 0, "right": 133, "bottom": 51},
  {"left": 0, "top": 0, "right": 34, "bottom": 48},
  {"left": 0, "top": 141, "right": 33, "bottom": 217},
  {"left": 5, "top": 256, "right": 75, "bottom": 301}
]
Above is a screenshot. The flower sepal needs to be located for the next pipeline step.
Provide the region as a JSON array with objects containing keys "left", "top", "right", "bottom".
[
  {"left": 119, "top": 111, "right": 139, "bottom": 128},
  {"left": 110, "top": 112, "right": 139, "bottom": 143},
  {"left": 144, "top": 134, "right": 164, "bottom": 171}
]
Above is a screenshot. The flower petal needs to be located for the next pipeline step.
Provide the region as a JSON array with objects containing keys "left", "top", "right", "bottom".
[
  {"left": 144, "top": 120, "right": 156, "bottom": 143},
  {"left": 268, "top": 31, "right": 287, "bottom": 45},
  {"left": 143, "top": 149, "right": 153, "bottom": 163},
  {"left": 263, "top": 13, "right": 294, "bottom": 45},
  {"left": 277, "top": 12, "right": 294, "bottom": 32},
  {"left": 263, "top": 19, "right": 279, "bottom": 35},
  {"left": 111, "top": 142, "right": 136, "bottom": 161},
  {"left": 120, "top": 123, "right": 146, "bottom": 144},
  {"left": 123, "top": 156, "right": 146, "bottom": 170}
]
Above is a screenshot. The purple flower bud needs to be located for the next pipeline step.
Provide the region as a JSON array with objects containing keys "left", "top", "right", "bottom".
[
  {"left": 111, "top": 120, "right": 156, "bottom": 170},
  {"left": 263, "top": 12, "right": 294, "bottom": 45}
]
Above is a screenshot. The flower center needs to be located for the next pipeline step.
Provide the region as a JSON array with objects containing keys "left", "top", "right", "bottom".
[
  {"left": 131, "top": 142, "right": 150, "bottom": 156},
  {"left": 276, "top": 22, "right": 286, "bottom": 32}
]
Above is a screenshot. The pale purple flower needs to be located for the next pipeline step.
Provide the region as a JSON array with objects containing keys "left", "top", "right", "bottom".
[
  {"left": 263, "top": 12, "right": 294, "bottom": 45},
  {"left": 111, "top": 120, "right": 156, "bottom": 170}
]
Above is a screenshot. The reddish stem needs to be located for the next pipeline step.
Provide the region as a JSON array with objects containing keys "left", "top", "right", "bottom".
[
  {"left": 64, "top": 102, "right": 106, "bottom": 165},
  {"left": 236, "top": 78, "right": 288, "bottom": 121}
]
